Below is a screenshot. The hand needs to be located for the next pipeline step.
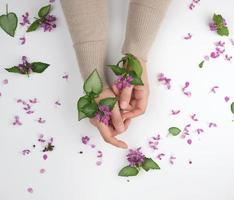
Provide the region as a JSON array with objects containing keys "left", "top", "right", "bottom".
[
  {"left": 112, "top": 58, "right": 149, "bottom": 120},
  {"left": 90, "top": 87, "right": 130, "bottom": 149}
]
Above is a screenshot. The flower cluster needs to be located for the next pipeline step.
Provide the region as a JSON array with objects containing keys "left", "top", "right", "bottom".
[
  {"left": 95, "top": 105, "right": 112, "bottom": 125},
  {"left": 17, "top": 56, "right": 32, "bottom": 74},
  {"left": 40, "top": 15, "right": 57, "bottom": 32},
  {"left": 115, "top": 75, "right": 133, "bottom": 90},
  {"left": 209, "top": 14, "right": 229, "bottom": 36},
  {"left": 109, "top": 54, "right": 144, "bottom": 91},
  {"left": 118, "top": 147, "right": 160, "bottom": 177},
  {"left": 126, "top": 148, "right": 145, "bottom": 167}
]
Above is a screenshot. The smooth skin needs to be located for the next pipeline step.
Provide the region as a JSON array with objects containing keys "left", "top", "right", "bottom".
[{"left": 90, "top": 58, "right": 149, "bottom": 149}]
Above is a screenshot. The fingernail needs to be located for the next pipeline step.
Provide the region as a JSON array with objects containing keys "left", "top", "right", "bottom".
[{"left": 121, "top": 101, "right": 128, "bottom": 109}]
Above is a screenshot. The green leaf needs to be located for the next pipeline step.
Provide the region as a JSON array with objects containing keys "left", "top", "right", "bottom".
[
  {"left": 107, "top": 65, "right": 126, "bottom": 75},
  {"left": 118, "top": 166, "right": 139, "bottom": 177},
  {"left": 217, "top": 27, "right": 229, "bottom": 36},
  {"left": 80, "top": 102, "right": 98, "bottom": 118},
  {"left": 99, "top": 97, "right": 117, "bottom": 110},
  {"left": 168, "top": 127, "right": 181, "bottom": 136},
  {"left": 26, "top": 20, "right": 40, "bottom": 32},
  {"left": 31, "top": 62, "right": 49, "bottom": 73},
  {"left": 199, "top": 60, "right": 205, "bottom": 68},
  {"left": 5, "top": 66, "right": 21, "bottom": 74},
  {"left": 83, "top": 69, "right": 103, "bottom": 96},
  {"left": 213, "top": 14, "right": 223, "bottom": 25},
  {"left": 77, "top": 95, "right": 92, "bottom": 120},
  {"left": 142, "top": 158, "right": 160, "bottom": 171},
  {"left": 129, "top": 71, "right": 144, "bottom": 86},
  {"left": 231, "top": 102, "right": 234, "bottom": 114},
  {"left": 38, "top": 5, "right": 51, "bottom": 18},
  {"left": 0, "top": 12, "right": 18, "bottom": 37},
  {"left": 127, "top": 55, "right": 143, "bottom": 77}
]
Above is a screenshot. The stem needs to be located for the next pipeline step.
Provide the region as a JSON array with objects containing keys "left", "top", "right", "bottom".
[{"left": 6, "top": 4, "right": 8, "bottom": 15}]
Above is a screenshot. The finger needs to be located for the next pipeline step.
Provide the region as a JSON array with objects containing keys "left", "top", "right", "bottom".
[
  {"left": 112, "top": 118, "right": 132, "bottom": 136},
  {"left": 112, "top": 84, "right": 120, "bottom": 96},
  {"left": 120, "top": 85, "right": 133, "bottom": 109},
  {"left": 111, "top": 103, "right": 125, "bottom": 133},
  {"left": 122, "top": 97, "right": 148, "bottom": 119},
  {"left": 97, "top": 123, "right": 128, "bottom": 148}
]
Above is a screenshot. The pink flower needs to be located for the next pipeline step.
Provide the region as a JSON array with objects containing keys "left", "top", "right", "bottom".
[
  {"left": 43, "top": 154, "right": 48, "bottom": 160},
  {"left": 169, "top": 155, "right": 176, "bottom": 165},
  {"left": 156, "top": 153, "right": 165, "bottom": 160},
  {"left": 37, "top": 117, "right": 46, "bottom": 124},
  {"left": 184, "top": 33, "right": 192, "bottom": 40},
  {"left": 187, "top": 139, "right": 192, "bottom": 145},
  {"left": 13, "top": 116, "right": 22, "bottom": 126},
  {"left": 20, "top": 36, "right": 26, "bottom": 45},
  {"left": 20, "top": 12, "right": 30, "bottom": 26},
  {"left": 127, "top": 148, "right": 145, "bottom": 167},
  {"left": 95, "top": 105, "right": 112, "bottom": 125},
  {"left": 27, "top": 187, "right": 33, "bottom": 194},
  {"left": 191, "top": 114, "right": 199, "bottom": 121},
  {"left": 171, "top": 110, "right": 181, "bottom": 115},
  {"left": 2, "top": 79, "right": 8, "bottom": 85},
  {"left": 115, "top": 75, "right": 133, "bottom": 90},
  {"left": 148, "top": 134, "right": 160, "bottom": 150},
  {"left": 224, "top": 96, "right": 230, "bottom": 102},
  {"left": 208, "top": 122, "right": 217, "bottom": 128},
  {"left": 157, "top": 73, "right": 171, "bottom": 89},
  {"left": 81, "top": 136, "right": 90, "bottom": 145},
  {"left": 182, "top": 82, "right": 192, "bottom": 97},
  {"left": 210, "top": 86, "right": 219, "bottom": 93},
  {"left": 195, "top": 128, "right": 204, "bottom": 134},
  {"left": 41, "top": 15, "right": 57, "bottom": 32}
]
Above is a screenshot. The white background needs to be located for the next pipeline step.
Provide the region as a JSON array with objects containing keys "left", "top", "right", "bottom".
[{"left": 0, "top": 0, "right": 234, "bottom": 199}]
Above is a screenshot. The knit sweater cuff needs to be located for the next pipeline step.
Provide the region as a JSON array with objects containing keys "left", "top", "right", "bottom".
[
  {"left": 74, "top": 40, "right": 108, "bottom": 87},
  {"left": 122, "top": 0, "right": 171, "bottom": 60}
]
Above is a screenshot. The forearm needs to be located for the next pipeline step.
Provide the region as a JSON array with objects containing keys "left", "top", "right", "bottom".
[
  {"left": 122, "top": 0, "right": 171, "bottom": 60},
  {"left": 60, "top": 0, "right": 108, "bottom": 85}
]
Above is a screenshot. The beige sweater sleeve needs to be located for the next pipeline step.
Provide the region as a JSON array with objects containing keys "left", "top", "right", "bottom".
[
  {"left": 122, "top": 0, "right": 171, "bottom": 60},
  {"left": 60, "top": 0, "right": 108, "bottom": 85},
  {"left": 60, "top": 0, "right": 171, "bottom": 84}
]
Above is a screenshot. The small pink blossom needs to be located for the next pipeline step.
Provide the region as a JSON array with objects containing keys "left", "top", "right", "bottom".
[
  {"left": 187, "top": 139, "right": 192, "bottom": 145},
  {"left": 62, "top": 73, "right": 69, "bottom": 81},
  {"left": 184, "top": 33, "right": 192, "bottom": 40},
  {"left": 148, "top": 134, "right": 161, "bottom": 150},
  {"left": 20, "top": 36, "right": 26, "bottom": 45},
  {"left": 157, "top": 73, "right": 171, "bottom": 89},
  {"left": 181, "top": 124, "right": 191, "bottom": 139},
  {"left": 195, "top": 128, "right": 204, "bottom": 134},
  {"left": 55, "top": 100, "right": 61, "bottom": 106},
  {"left": 95, "top": 105, "right": 112, "bottom": 125},
  {"left": 208, "top": 122, "right": 217, "bottom": 128},
  {"left": 37, "top": 117, "right": 46, "bottom": 124},
  {"left": 40, "top": 168, "right": 46, "bottom": 174},
  {"left": 22, "top": 149, "right": 31, "bottom": 155},
  {"left": 81, "top": 136, "right": 90, "bottom": 145},
  {"left": 27, "top": 187, "right": 33, "bottom": 194},
  {"left": 13, "top": 116, "right": 22, "bottom": 126},
  {"left": 182, "top": 82, "right": 192, "bottom": 97},
  {"left": 43, "top": 154, "right": 48, "bottom": 160},
  {"left": 224, "top": 96, "right": 230, "bottom": 102},
  {"left": 169, "top": 155, "right": 176, "bottom": 165},
  {"left": 156, "top": 153, "right": 165, "bottom": 160},
  {"left": 20, "top": 12, "right": 30, "bottom": 26},
  {"left": 191, "top": 114, "right": 198, "bottom": 121},
  {"left": 2, "top": 79, "right": 8, "bottom": 85},
  {"left": 225, "top": 54, "right": 232, "bottom": 61},
  {"left": 210, "top": 86, "right": 219, "bottom": 93},
  {"left": 171, "top": 110, "right": 181, "bottom": 115}
]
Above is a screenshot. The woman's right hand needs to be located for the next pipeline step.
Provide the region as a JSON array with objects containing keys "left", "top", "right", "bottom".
[{"left": 89, "top": 87, "right": 130, "bottom": 149}]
